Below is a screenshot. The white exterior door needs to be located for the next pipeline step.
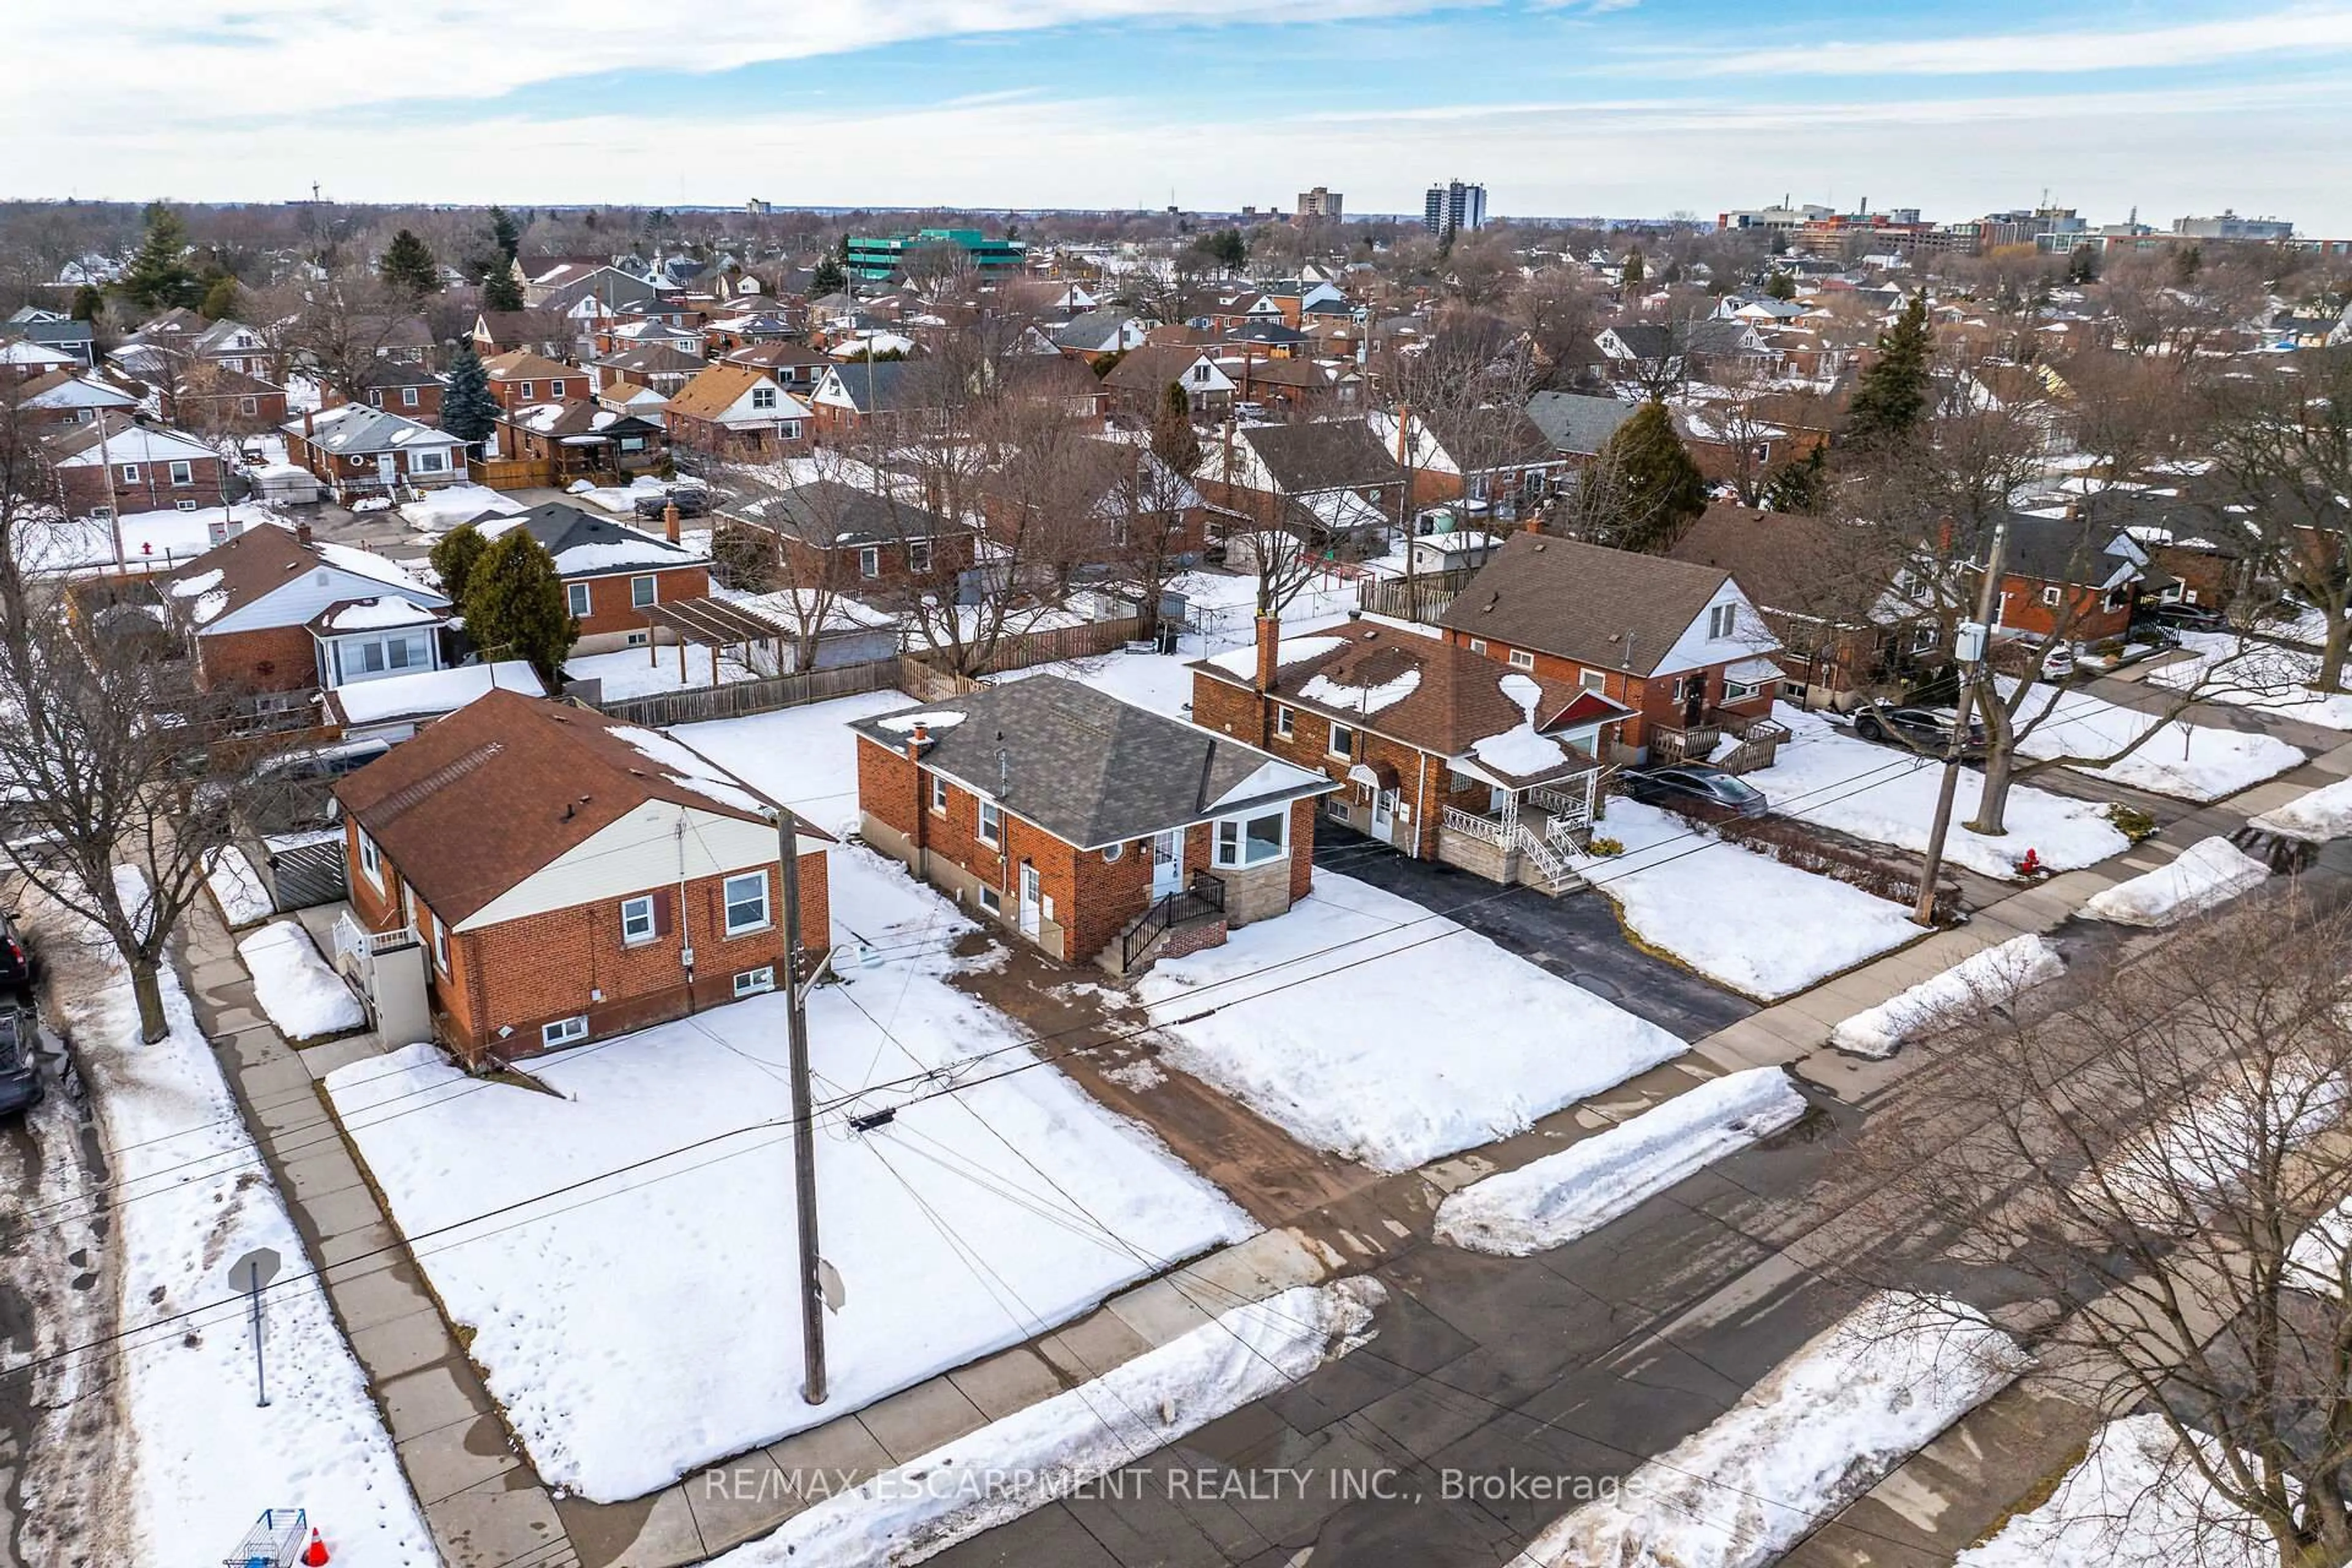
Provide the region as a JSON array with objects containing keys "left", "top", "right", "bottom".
[
  {"left": 1018, "top": 862, "right": 1041, "bottom": 938},
  {"left": 1371, "top": 788, "right": 1396, "bottom": 835},
  {"left": 1150, "top": 831, "right": 1183, "bottom": 899},
  {"left": 375, "top": 452, "right": 398, "bottom": 487}
]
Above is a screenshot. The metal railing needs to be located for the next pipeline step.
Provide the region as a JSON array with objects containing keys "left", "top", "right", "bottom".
[
  {"left": 1513, "top": 822, "right": 1577, "bottom": 891},
  {"left": 331, "top": 910, "right": 417, "bottom": 974},
  {"left": 1440, "top": 804, "right": 1510, "bottom": 844},
  {"left": 1120, "top": 870, "right": 1226, "bottom": 972}
]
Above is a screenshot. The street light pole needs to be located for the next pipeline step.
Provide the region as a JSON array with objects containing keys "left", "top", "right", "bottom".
[
  {"left": 777, "top": 806, "right": 827, "bottom": 1404},
  {"left": 1913, "top": 516, "right": 2007, "bottom": 928}
]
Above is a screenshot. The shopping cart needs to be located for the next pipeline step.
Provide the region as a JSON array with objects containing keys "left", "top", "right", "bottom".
[{"left": 223, "top": 1508, "right": 309, "bottom": 1567}]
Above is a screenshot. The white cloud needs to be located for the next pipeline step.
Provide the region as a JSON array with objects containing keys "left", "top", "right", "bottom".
[{"left": 1663, "top": 4, "right": 2352, "bottom": 76}]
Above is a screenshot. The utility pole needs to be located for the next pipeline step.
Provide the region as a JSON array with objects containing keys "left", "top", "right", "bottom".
[
  {"left": 777, "top": 805, "right": 827, "bottom": 1404},
  {"left": 1913, "top": 516, "right": 2006, "bottom": 927},
  {"left": 94, "top": 409, "right": 124, "bottom": 571}
]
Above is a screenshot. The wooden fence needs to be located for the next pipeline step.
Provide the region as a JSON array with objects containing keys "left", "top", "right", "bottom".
[
  {"left": 586, "top": 656, "right": 902, "bottom": 727},
  {"left": 1355, "top": 576, "right": 1463, "bottom": 626},
  {"left": 964, "top": 616, "right": 1146, "bottom": 676}
]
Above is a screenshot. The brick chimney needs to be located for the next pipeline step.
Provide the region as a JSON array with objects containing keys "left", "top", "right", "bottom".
[
  {"left": 302, "top": 409, "right": 315, "bottom": 439},
  {"left": 905, "top": 720, "right": 931, "bottom": 763},
  {"left": 662, "top": 501, "right": 681, "bottom": 543},
  {"left": 1253, "top": 613, "right": 1280, "bottom": 694},
  {"left": 295, "top": 518, "right": 314, "bottom": 546}
]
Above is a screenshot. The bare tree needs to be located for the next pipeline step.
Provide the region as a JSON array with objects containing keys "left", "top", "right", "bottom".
[
  {"left": 1510, "top": 266, "right": 1603, "bottom": 389},
  {"left": 2211, "top": 350, "right": 2352, "bottom": 692},
  {"left": 1842, "top": 899, "right": 2352, "bottom": 1568}
]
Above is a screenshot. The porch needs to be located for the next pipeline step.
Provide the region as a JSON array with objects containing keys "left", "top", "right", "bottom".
[
  {"left": 327, "top": 906, "right": 431, "bottom": 1044},
  {"left": 1643, "top": 708, "right": 1791, "bottom": 774},
  {"left": 1434, "top": 774, "right": 1599, "bottom": 895}
]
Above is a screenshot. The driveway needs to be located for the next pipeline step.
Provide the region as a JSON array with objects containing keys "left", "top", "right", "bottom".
[{"left": 1312, "top": 827, "right": 1758, "bottom": 1042}]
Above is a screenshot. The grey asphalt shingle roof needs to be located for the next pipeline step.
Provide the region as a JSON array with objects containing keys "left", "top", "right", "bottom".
[
  {"left": 755, "top": 480, "right": 962, "bottom": 548},
  {"left": 851, "top": 676, "right": 1334, "bottom": 850},
  {"left": 1439, "top": 532, "right": 1738, "bottom": 677},
  {"left": 1524, "top": 391, "right": 1638, "bottom": 456},
  {"left": 1238, "top": 420, "right": 1404, "bottom": 494}
]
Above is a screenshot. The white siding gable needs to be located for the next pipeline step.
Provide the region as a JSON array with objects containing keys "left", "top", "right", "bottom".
[
  {"left": 1655, "top": 580, "right": 1780, "bottom": 676},
  {"left": 455, "top": 799, "right": 826, "bottom": 933},
  {"left": 205, "top": 565, "right": 449, "bottom": 637}
]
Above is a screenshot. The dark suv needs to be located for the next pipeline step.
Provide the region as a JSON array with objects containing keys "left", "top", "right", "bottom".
[
  {"left": 633, "top": 486, "right": 710, "bottom": 521},
  {"left": 1852, "top": 704, "right": 1987, "bottom": 758},
  {"left": 0, "top": 1001, "right": 42, "bottom": 1118}
]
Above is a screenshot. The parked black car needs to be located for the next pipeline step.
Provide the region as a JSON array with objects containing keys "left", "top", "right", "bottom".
[
  {"left": 633, "top": 485, "right": 711, "bottom": 521},
  {"left": 0, "top": 1001, "right": 42, "bottom": 1118},
  {"left": 2135, "top": 601, "right": 2230, "bottom": 634},
  {"left": 1851, "top": 703, "right": 1988, "bottom": 758},
  {"left": 1618, "top": 764, "right": 1770, "bottom": 819},
  {"left": 0, "top": 910, "right": 29, "bottom": 992}
]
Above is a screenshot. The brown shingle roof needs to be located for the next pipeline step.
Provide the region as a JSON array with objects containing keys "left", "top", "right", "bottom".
[
  {"left": 665, "top": 364, "right": 775, "bottom": 421},
  {"left": 482, "top": 349, "right": 575, "bottom": 383},
  {"left": 1438, "top": 532, "right": 1737, "bottom": 677},
  {"left": 1101, "top": 343, "right": 1212, "bottom": 394},
  {"left": 1235, "top": 420, "right": 1403, "bottom": 495},
  {"left": 333, "top": 689, "right": 824, "bottom": 925},
  {"left": 1664, "top": 502, "right": 1887, "bottom": 624}
]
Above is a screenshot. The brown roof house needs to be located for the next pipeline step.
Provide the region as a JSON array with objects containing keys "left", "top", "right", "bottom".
[
  {"left": 1439, "top": 532, "right": 1789, "bottom": 766},
  {"left": 1192, "top": 615, "right": 1627, "bottom": 892},
  {"left": 852, "top": 676, "right": 1336, "bottom": 976},
  {"left": 331, "top": 689, "right": 832, "bottom": 1061},
  {"left": 664, "top": 364, "right": 814, "bottom": 459}
]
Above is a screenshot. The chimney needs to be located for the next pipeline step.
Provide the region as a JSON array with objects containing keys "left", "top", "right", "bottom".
[
  {"left": 662, "top": 500, "right": 681, "bottom": 543},
  {"left": 295, "top": 518, "right": 314, "bottom": 546},
  {"left": 303, "top": 409, "right": 315, "bottom": 439},
  {"left": 905, "top": 720, "right": 932, "bottom": 764},
  {"left": 1524, "top": 513, "right": 1544, "bottom": 535},
  {"left": 1253, "top": 612, "right": 1280, "bottom": 695}
]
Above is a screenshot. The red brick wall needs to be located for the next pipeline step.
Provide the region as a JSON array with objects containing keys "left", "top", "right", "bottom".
[
  {"left": 1996, "top": 576, "right": 2133, "bottom": 644},
  {"left": 779, "top": 532, "right": 972, "bottom": 596},
  {"left": 490, "top": 372, "right": 582, "bottom": 410},
  {"left": 1191, "top": 671, "right": 1443, "bottom": 858},
  {"left": 197, "top": 625, "right": 318, "bottom": 693},
  {"left": 59, "top": 456, "right": 228, "bottom": 518},
  {"left": 568, "top": 565, "right": 713, "bottom": 638}
]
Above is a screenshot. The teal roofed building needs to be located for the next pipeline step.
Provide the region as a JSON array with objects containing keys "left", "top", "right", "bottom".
[{"left": 844, "top": 229, "right": 1026, "bottom": 282}]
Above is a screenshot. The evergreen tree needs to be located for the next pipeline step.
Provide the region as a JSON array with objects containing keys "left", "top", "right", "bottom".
[
  {"left": 1761, "top": 442, "right": 1827, "bottom": 513},
  {"left": 1622, "top": 249, "right": 1645, "bottom": 287},
  {"left": 488, "top": 205, "right": 522, "bottom": 265},
  {"left": 462, "top": 530, "right": 576, "bottom": 684},
  {"left": 119, "top": 204, "right": 201, "bottom": 313},
  {"left": 1151, "top": 380, "right": 1200, "bottom": 472},
  {"left": 1844, "top": 292, "right": 1935, "bottom": 446},
  {"left": 69, "top": 284, "right": 103, "bottom": 322},
  {"left": 429, "top": 524, "right": 489, "bottom": 603},
  {"left": 1591, "top": 400, "right": 1706, "bottom": 552},
  {"left": 480, "top": 267, "right": 524, "bottom": 313},
  {"left": 380, "top": 229, "right": 440, "bottom": 296},
  {"left": 198, "top": 274, "right": 242, "bottom": 322},
  {"left": 810, "top": 254, "right": 846, "bottom": 295},
  {"left": 440, "top": 344, "right": 499, "bottom": 447},
  {"left": 1764, "top": 270, "right": 1797, "bottom": 301}
]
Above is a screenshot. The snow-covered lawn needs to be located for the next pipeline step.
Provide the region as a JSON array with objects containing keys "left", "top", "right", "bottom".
[
  {"left": 203, "top": 845, "right": 273, "bottom": 927},
  {"left": 1512, "top": 1293, "right": 2028, "bottom": 1568},
  {"left": 1569, "top": 799, "right": 1923, "bottom": 1001},
  {"left": 395, "top": 481, "right": 522, "bottom": 533},
  {"left": 1829, "top": 935, "right": 2067, "bottom": 1059},
  {"left": 1135, "top": 871, "right": 1687, "bottom": 1172},
  {"left": 2082, "top": 836, "right": 2271, "bottom": 927},
  {"left": 237, "top": 921, "right": 364, "bottom": 1041},
  {"left": 564, "top": 645, "right": 763, "bottom": 701},
  {"left": 20, "top": 503, "right": 280, "bottom": 573},
  {"left": 1762, "top": 706, "right": 2129, "bottom": 877},
  {"left": 1434, "top": 1068, "right": 1807, "bottom": 1255},
  {"left": 668, "top": 687, "right": 915, "bottom": 836},
  {"left": 714, "top": 1280, "right": 1384, "bottom": 1567},
  {"left": 39, "top": 873, "right": 433, "bottom": 1566},
  {"left": 2149, "top": 632, "right": 2352, "bottom": 729},
  {"left": 1956, "top": 1414, "right": 2275, "bottom": 1568},
  {"left": 571, "top": 475, "right": 671, "bottom": 515},
  {"left": 326, "top": 845, "right": 1253, "bottom": 1503},
  {"left": 2250, "top": 775, "right": 2352, "bottom": 843},
  {"left": 2002, "top": 680, "right": 2307, "bottom": 801}
]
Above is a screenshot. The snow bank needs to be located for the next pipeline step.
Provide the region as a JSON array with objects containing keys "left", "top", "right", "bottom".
[
  {"left": 2249, "top": 775, "right": 2352, "bottom": 843},
  {"left": 1137, "top": 872, "right": 1687, "bottom": 1172},
  {"left": 713, "top": 1280, "right": 1385, "bottom": 1567},
  {"left": 2082, "top": 836, "right": 2270, "bottom": 927},
  {"left": 1956, "top": 1414, "right": 2276, "bottom": 1568},
  {"left": 1569, "top": 799, "right": 1922, "bottom": 1001},
  {"left": 395, "top": 481, "right": 522, "bottom": 532},
  {"left": 1765, "top": 706, "right": 2128, "bottom": 877},
  {"left": 1512, "top": 1293, "right": 2029, "bottom": 1568},
  {"left": 1829, "top": 935, "right": 2066, "bottom": 1058},
  {"left": 2005, "top": 680, "right": 2306, "bottom": 801},
  {"left": 238, "top": 920, "right": 364, "bottom": 1040},
  {"left": 2149, "top": 631, "right": 2352, "bottom": 730},
  {"left": 40, "top": 872, "right": 432, "bottom": 1565},
  {"left": 1434, "top": 1069, "right": 1807, "bottom": 1254},
  {"left": 203, "top": 845, "right": 273, "bottom": 927}
]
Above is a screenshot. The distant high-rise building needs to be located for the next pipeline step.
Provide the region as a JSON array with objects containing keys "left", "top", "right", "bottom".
[
  {"left": 1423, "top": 181, "right": 1487, "bottom": 238},
  {"left": 1296, "top": 186, "right": 1344, "bottom": 221},
  {"left": 2171, "top": 210, "right": 2294, "bottom": 241}
]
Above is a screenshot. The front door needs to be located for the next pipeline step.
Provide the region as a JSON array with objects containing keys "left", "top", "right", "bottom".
[
  {"left": 1371, "top": 788, "right": 1396, "bottom": 837},
  {"left": 1150, "top": 831, "right": 1183, "bottom": 899},
  {"left": 1018, "top": 862, "right": 1041, "bottom": 938},
  {"left": 376, "top": 452, "right": 398, "bottom": 488}
]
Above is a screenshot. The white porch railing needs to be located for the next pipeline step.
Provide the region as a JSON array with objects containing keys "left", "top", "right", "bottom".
[
  {"left": 331, "top": 911, "right": 418, "bottom": 974},
  {"left": 1529, "top": 783, "right": 1596, "bottom": 829},
  {"left": 1513, "top": 823, "right": 1577, "bottom": 891},
  {"left": 1441, "top": 805, "right": 1510, "bottom": 845}
]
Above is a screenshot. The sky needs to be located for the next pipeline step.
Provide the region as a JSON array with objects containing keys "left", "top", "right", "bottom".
[{"left": 6, "top": 1, "right": 2349, "bottom": 231}]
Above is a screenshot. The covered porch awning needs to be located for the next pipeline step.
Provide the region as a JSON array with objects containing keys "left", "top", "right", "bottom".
[{"left": 638, "top": 595, "right": 797, "bottom": 682}]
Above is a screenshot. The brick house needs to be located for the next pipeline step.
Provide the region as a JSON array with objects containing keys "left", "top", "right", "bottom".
[
  {"left": 1439, "top": 532, "right": 1787, "bottom": 764},
  {"left": 723, "top": 339, "right": 834, "bottom": 395},
  {"left": 1194, "top": 417, "right": 1405, "bottom": 552},
  {"left": 472, "top": 310, "right": 573, "bottom": 359},
  {"left": 664, "top": 364, "right": 813, "bottom": 460},
  {"left": 283, "top": 405, "right": 469, "bottom": 503},
  {"left": 1981, "top": 511, "right": 2158, "bottom": 646},
  {"left": 807, "top": 361, "right": 952, "bottom": 443},
  {"left": 481, "top": 350, "right": 586, "bottom": 412},
  {"left": 1370, "top": 405, "right": 1572, "bottom": 522},
  {"left": 488, "top": 402, "right": 666, "bottom": 487},
  {"left": 978, "top": 440, "right": 1205, "bottom": 571},
  {"left": 587, "top": 342, "right": 706, "bottom": 399},
  {"left": 734, "top": 478, "right": 974, "bottom": 597},
  {"left": 851, "top": 676, "right": 1335, "bottom": 974},
  {"left": 1191, "top": 615, "right": 1623, "bottom": 892},
  {"left": 16, "top": 369, "right": 141, "bottom": 428},
  {"left": 333, "top": 689, "right": 831, "bottom": 1062},
  {"left": 472, "top": 502, "right": 712, "bottom": 652},
  {"left": 325, "top": 360, "right": 446, "bottom": 424},
  {"left": 158, "top": 522, "right": 451, "bottom": 699},
  {"left": 47, "top": 420, "right": 233, "bottom": 518},
  {"left": 1102, "top": 345, "right": 1235, "bottom": 417},
  {"left": 162, "top": 364, "right": 290, "bottom": 437}
]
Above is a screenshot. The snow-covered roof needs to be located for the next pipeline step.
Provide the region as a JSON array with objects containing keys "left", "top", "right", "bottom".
[{"left": 327, "top": 661, "right": 546, "bottom": 728}]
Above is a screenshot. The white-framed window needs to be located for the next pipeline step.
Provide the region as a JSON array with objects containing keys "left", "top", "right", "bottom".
[
  {"left": 2041, "top": 586, "right": 2062, "bottom": 607},
  {"left": 1672, "top": 674, "right": 1694, "bottom": 703},
  {"left": 620, "top": 894, "right": 657, "bottom": 945},
  {"left": 1912, "top": 623, "right": 1939, "bottom": 652},
  {"left": 1725, "top": 677, "right": 1765, "bottom": 703},
  {"left": 1707, "top": 603, "right": 1736, "bottom": 639},
  {"left": 2103, "top": 584, "right": 2131, "bottom": 613},
  {"left": 1579, "top": 669, "right": 1607, "bottom": 693},
  {"left": 1468, "top": 638, "right": 1487, "bottom": 655},
  {"left": 1193, "top": 363, "right": 1210, "bottom": 383},
  {"left": 567, "top": 581, "right": 592, "bottom": 617},
  {"left": 722, "top": 870, "right": 771, "bottom": 936},
  {"left": 907, "top": 538, "right": 932, "bottom": 574},
  {"left": 1507, "top": 649, "right": 1535, "bottom": 671},
  {"left": 978, "top": 884, "right": 1002, "bottom": 914},
  {"left": 1103, "top": 841, "right": 1125, "bottom": 862},
  {"left": 1273, "top": 705, "right": 1295, "bottom": 739},
  {"left": 543, "top": 1015, "right": 589, "bottom": 1048},
  {"left": 630, "top": 575, "right": 657, "bottom": 609},
  {"left": 118, "top": 463, "right": 141, "bottom": 484},
  {"left": 977, "top": 799, "right": 1002, "bottom": 847},
  {"left": 781, "top": 420, "right": 802, "bottom": 441},
  {"left": 401, "top": 386, "right": 420, "bottom": 408},
  {"left": 929, "top": 774, "right": 949, "bottom": 815},
  {"left": 1327, "top": 721, "right": 1355, "bottom": 760},
  {"left": 175, "top": 499, "right": 199, "bottom": 513},
  {"left": 369, "top": 389, "right": 385, "bottom": 407},
  {"left": 355, "top": 826, "right": 383, "bottom": 888},
  {"left": 431, "top": 914, "right": 449, "bottom": 973},
  {"left": 413, "top": 450, "right": 447, "bottom": 474},
  {"left": 518, "top": 380, "right": 535, "bottom": 399},
  {"left": 1214, "top": 807, "right": 1289, "bottom": 869},
  {"left": 859, "top": 546, "right": 880, "bottom": 579},
  {"left": 549, "top": 380, "right": 567, "bottom": 398},
  {"left": 239, "top": 396, "right": 259, "bottom": 416},
  {"left": 751, "top": 385, "right": 778, "bottom": 410},
  {"left": 733, "top": 966, "right": 776, "bottom": 998}
]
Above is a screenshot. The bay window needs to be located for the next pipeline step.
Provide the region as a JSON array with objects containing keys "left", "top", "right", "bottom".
[{"left": 1213, "top": 807, "right": 1289, "bottom": 870}]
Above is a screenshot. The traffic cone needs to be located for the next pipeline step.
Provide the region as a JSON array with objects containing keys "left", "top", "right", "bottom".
[{"left": 301, "top": 1528, "right": 330, "bottom": 1567}]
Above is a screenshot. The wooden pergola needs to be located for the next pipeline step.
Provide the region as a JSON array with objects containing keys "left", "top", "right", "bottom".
[{"left": 638, "top": 596, "right": 796, "bottom": 686}]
